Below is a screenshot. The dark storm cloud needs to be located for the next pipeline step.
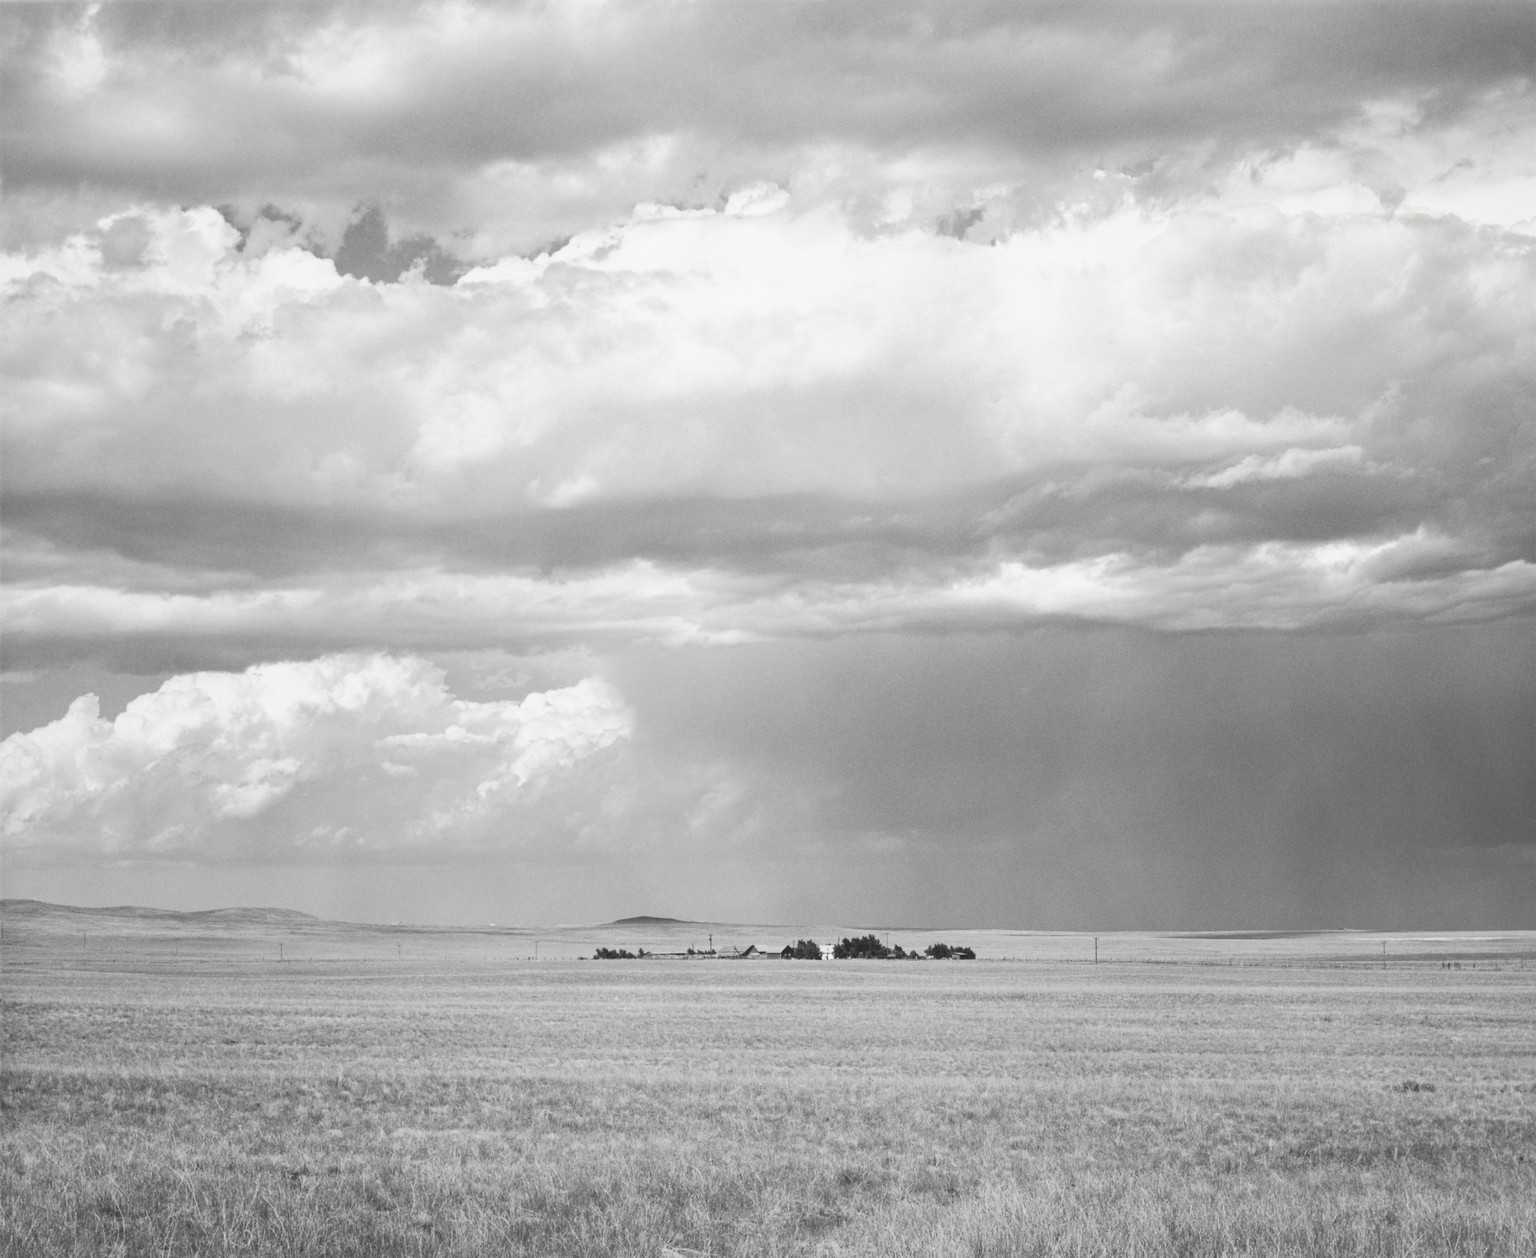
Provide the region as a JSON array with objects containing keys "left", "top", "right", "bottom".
[
  {"left": 329, "top": 206, "right": 464, "bottom": 285},
  {"left": 3, "top": 450, "right": 1520, "bottom": 588},
  {"left": 608, "top": 627, "right": 1536, "bottom": 927},
  {"left": 7, "top": 448, "right": 1532, "bottom": 677},
  {"left": 5, "top": 0, "right": 1531, "bottom": 240}
]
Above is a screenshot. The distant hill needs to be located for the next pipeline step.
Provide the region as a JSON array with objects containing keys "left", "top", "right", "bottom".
[
  {"left": 0, "top": 899, "right": 319, "bottom": 924},
  {"left": 1175, "top": 930, "right": 1323, "bottom": 940},
  {"left": 605, "top": 914, "right": 698, "bottom": 926},
  {"left": 184, "top": 906, "right": 321, "bottom": 924}
]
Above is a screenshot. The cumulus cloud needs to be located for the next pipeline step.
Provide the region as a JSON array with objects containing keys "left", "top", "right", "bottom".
[
  {"left": 0, "top": 654, "right": 633, "bottom": 855},
  {"left": 2, "top": 191, "right": 1532, "bottom": 654},
  {"left": 10, "top": 201, "right": 1532, "bottom": 514}
]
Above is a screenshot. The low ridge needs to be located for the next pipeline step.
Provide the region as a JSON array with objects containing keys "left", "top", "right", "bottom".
[
  {"left": 0, "top": 899, "right": 319, "bottom": 923},
  {"left": 605, "top": 914, "right": 696, "bottom": 926}
]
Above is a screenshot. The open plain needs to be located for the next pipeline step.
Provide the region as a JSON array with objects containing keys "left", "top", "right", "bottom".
[{"left": 2, "top": 902, "right": 1534, "bottom": 1257}]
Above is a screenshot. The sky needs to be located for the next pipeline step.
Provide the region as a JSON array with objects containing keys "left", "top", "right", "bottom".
[{"left": 1, "top": 0, "right": 1533, "bottom": 928}]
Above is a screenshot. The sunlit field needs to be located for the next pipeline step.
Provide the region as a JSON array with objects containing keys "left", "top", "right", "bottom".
[{"left": 3, "top": 902, "right": 1534, "bottom": 1257}]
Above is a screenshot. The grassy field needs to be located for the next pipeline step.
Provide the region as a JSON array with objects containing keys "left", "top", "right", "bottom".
[{"left": 3, "top": 903, "right": 1534, "bottom": 1256}]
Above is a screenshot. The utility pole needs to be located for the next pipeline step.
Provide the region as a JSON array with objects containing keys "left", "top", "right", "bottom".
[
  {"left": 1382, "top": 941, "right": 1387, "bottom": 971},
  {"left": 279, "top": 943, "right": 283, "bottom": 961},
  {"left": 1093, "top": 937, "right": 1098, "bottom": 965}
]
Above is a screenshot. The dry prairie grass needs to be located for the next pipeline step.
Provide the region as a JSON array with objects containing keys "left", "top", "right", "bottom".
[{"left": 3, "top": 919, "right": 1534, "bottom": 1256}]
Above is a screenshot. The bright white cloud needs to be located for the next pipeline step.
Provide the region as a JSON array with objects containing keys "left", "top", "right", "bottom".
[
  {"left": 4, "top": 197, "right": 1529, "bottom": 506},
  {"left": 0, "top": 654, "right": 633, "bottom": 854},
  {"left": 8, "top": 540, "right": 1531, "bottom": 659},
  {"left": 2, "top": 192, "right": 1532, "bottom": 643},
  {"left": 1185, "top": 446, "right": 1366, "bottom": 489}
]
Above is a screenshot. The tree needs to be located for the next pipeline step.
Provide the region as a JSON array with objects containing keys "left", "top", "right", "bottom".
[
  {"left": 833, "top": 934, "right": 892, "bottom": 959},
  {"left": 781, "top": 939, "right": 823, "bottom": 959}
]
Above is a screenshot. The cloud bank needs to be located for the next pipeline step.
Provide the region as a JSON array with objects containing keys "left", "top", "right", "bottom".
[
  {"left": 0, "top": 655, "right": 631, "bottom": 857},
  {"left": 2, "top": 1, "right": 1533, "bottom": 904},
  {"left": 6, "top": 1, "right": 1533, "bottom": 666},
  {"left": 4, "top": 195, "right": 1532, "bottom": 664},
  {"left": 7, "top": 0, "right": 1533, "bottom": 253}
]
